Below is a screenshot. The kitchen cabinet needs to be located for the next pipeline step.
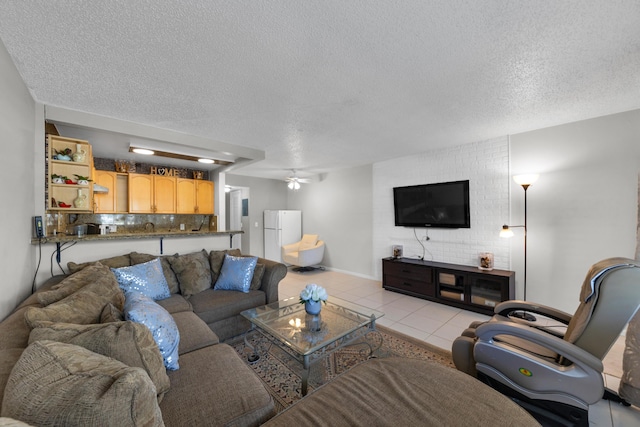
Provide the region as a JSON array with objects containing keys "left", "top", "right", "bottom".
[
  {"left": 93, "top": 170, "right": 129, "bottom": 213},
  {"left": 46, "top": 135, "right": 93, "bottom": 212},
  {"left": 176, "top": 178, "right": 214, "bottom": 214},
  {"left": 129, "top": 173, "right": 176, "bottom": 213}
]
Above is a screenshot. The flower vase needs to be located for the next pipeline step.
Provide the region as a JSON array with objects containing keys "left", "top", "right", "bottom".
[{"left": 305, "top": 300, "right": 322, "bottom": 315}]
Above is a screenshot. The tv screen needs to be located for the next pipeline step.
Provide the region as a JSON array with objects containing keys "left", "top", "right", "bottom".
[{"left": 393, "top": 180, "right": 470, "bottom": 228}]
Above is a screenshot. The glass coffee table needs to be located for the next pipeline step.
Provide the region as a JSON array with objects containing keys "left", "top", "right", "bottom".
[{"left": 241, "top": 296, "right": 384, "bottom": 396}]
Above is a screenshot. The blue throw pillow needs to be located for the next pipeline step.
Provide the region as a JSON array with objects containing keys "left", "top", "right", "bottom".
[
  {"left": 213, "top": 255, "right": 258, "bottom": 293},
  {"left": 111, "top": 258, "right": 170, "bottom": 301},
  {"left": 124, "top": 291, "right": 180, "bottom": 370}
]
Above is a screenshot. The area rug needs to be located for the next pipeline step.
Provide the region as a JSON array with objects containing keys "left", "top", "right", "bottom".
[{"left": 227, "top": 325, "right": 455, "bottom": 413}]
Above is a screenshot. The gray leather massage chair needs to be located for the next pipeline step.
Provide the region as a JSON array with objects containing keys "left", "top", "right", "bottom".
[{"left": 452, "top": 257, "right": 640, "bottom": 426}]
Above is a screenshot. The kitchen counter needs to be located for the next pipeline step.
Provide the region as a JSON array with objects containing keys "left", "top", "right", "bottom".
[{"left": 31, "top": 229, "right": 243, "bottom": 245}]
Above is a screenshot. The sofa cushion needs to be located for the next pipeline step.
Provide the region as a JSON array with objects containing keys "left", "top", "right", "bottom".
[
  {"left": 37, "top": 262, "right": 112, "bottom": 306},
  {"left": 0, "top": 349, "right": 24, "bottom": 412},
  {"left": 159, "top": 343, "right": 275, "bottom": 427},
  {"left": 167, "top": 249, "right": 212, "bottom": 297},
  {"left": 156, "top": 294, "right": 192, "bottom": 314},
  {"left": 130, "top": 251, "right": 180, "bottom": 294},
  {"left": 24, "top": 265, "right": 124, "bottom": 328},
  {"left": 209, "top": 249, "right": 242, "bottom": 283},
  {"left": 0, "top": 307, "right": 31, "bottom": 350},
  {"left": 124, "top": 292, "right": 180, "bottom": 371},
  {"left": 190, "top": 289, "right": 266, "bottom": 325},
  {"left": 262, "top": 357, "right": 539, "bottom": 427},
  {"left": 100, "top": 302, "right": 124, "bottom": 323},
  {"left": 0, "top": 417, "right": 33, "bottom": 426},
  {"left": 171, "top": 311, "right": 219, "bottom": 355},
  {"left": 250, "top": 263, "right": 266, "bottom": 291},
  {"left": 213, "top": 255, "right": 258, "bottom": 293},
  {"left": 28, "top": 321, "right": 170, "bottom": 401},
  {"left": 1, "top": 340, "right": 163, "bottom": 427},
  {"left": 111, "top": 257, "right": 171, "bottom": 301},
  {"left": 67, "top": 253, "right": 131, "bottom": 274}
]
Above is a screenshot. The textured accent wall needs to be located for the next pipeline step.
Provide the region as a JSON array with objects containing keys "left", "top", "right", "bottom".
[{"left": 372, "top": 137, "right": 510, "bottom": 278}]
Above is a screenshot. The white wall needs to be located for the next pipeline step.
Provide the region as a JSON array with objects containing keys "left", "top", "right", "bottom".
[
  {"left": 510, "top": 110, "right": 640, "bottom": 313},
  {"left": 286, "top": 165, "right": 374, "bottom": 278},
  {"left": 0, "top": 39, "right": 37, "bottom": 320},
  {"left": 372, "top": 137, "right": 511, "bottom": 280}
]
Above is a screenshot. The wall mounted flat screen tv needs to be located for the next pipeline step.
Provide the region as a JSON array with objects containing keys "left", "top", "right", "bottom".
[{"left": 393, "top": 180, "right": 470, "bottom": 228}]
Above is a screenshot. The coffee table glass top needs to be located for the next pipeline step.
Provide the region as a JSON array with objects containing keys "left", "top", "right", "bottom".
[{"left": 241, "top": 296, "right": 384, "bottom": 356}]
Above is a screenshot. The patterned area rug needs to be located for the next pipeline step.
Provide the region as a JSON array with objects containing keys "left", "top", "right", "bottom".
[{"left": 227, "top": 325, "right": 455, "bottom": 413}]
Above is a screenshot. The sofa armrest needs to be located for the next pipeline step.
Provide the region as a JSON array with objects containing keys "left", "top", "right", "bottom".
[{"left": 257, "top": 257, "right": 287, "bottom": 304}]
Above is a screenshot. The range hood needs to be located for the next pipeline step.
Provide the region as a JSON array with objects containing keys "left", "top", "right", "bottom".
[{"left": 93, "top": 183, "right": 109, "bottom": 194}]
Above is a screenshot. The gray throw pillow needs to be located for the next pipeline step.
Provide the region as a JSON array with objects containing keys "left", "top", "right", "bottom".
[
  {"left": 25, "top": 264, "right": 125, "bottom": 328},
  {"left": 28, "top": 321, "right": 170, "bottom": 402},
  {"left": 168, "top": 249, "right": 212, "bottom": 297},
  {"left": 67, "top": 254, "right": 131, "bottom": 274},
  {"left": 1, "top": 341, "right": 163, "bottom": 427}
]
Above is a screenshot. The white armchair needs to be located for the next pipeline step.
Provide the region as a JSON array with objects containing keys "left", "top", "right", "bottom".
[{"left": 282, "top": 234, "right": 325, "bottom": 271}]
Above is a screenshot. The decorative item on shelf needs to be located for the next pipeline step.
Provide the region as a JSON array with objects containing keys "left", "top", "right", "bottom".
[
  {"left": 192, "top": 171, "right": 204, "bottom": 180},
  {"left": 54, "top": 148, "right": 72, "bottom": 161},
  {"left": 478, "top": 252, "right": 494, "bottom": 271},
  {"left": 72, "top": 144, "right": 86, "bottom": 163},
  {"left": 73, "top": 188, "right": 87, "bottom": 209},
  {"left": 115, "top": 160, "right": 135, "bottom": 172},
  {"left": 51, "top": 174, "right": 66, "bottom": 184},
  {"left": 392, "top": 245, "right": 403, "bottom": 259},
  {"left": 299, "top": 283, "right": 328, "bottom": 315},
  {"left": 74, "top": 174, "right": 92, "bottom": 185}
]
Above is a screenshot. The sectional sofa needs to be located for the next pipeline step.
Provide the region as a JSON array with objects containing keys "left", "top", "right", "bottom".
[{"left": 0, "top": 248, "right": 287, "bottom": 426}]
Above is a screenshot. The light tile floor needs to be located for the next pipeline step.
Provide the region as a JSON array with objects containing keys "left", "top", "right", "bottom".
[{"left": 280, "top": 268, "right": 640, "bottom": 426}]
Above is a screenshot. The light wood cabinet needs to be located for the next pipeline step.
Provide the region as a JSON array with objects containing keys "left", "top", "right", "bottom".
[
  {"left": 128, "top": 174, "right": 176, "bottom": 213},
  {"left": 176, "top": 178, "right": 214, "bottom": 214},
  {"left": 93, "top": 171, "right": 129, "bottom": 213},
  {"left": 154, "top": 175, "right": 177, "bottom": 213},
  {"left": 93, "top": 170, "right": 117, "bottom": 213},
  {"left": 196, "top": 180, "right": 214, "bottom": 214},
  {"left": 47, "top": 135, "right": 93, "bottom": 212},
  {"left": 176, "top": 178, "right": 197, "bottom": 213}
]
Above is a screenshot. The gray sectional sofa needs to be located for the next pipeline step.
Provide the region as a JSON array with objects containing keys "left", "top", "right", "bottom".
[{"left": 0, "top": 248, "right": 287, "bottom": 426}]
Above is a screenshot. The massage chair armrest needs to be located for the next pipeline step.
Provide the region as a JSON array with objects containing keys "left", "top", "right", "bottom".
[
  {"left": 475, "top": 320, "right": 604, "bottom": 373},
  {"left": 495, "top": 300, "right": 573, "bottom": 325}
]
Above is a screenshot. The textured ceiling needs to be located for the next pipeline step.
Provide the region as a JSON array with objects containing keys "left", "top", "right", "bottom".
[{"left": 1, "top": 1, "right": 639, "bottom": 180}]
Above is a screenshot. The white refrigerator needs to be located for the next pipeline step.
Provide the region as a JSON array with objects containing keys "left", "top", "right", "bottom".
[{"left": 264, "top": 210, "right": 302, "bottom": 262}]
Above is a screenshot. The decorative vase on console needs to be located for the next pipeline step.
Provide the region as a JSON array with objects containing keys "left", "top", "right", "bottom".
[{"left": 300, "top": 283, "right": 328, "bottom": 315}]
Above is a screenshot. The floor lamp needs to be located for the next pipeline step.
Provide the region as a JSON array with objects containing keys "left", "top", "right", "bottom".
[{"left": 501, "top": 174, "right": 538, "bottom": 320}]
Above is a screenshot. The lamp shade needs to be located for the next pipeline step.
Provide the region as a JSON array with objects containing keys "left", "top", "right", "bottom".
[
  {"left": 499, "top": 225, "right": 514, "bottom": 238},
  {"left": 513, "top": 174, "right": 539, "bottom": 186}
]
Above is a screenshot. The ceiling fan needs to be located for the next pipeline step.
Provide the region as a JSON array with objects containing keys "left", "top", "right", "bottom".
[{"left": 284, "top": 170, "right": 311, "bottom": 190}]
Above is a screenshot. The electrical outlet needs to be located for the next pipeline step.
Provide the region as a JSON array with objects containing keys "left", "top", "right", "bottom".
[{"left": 180, "top": 224, "right": 185, "bottom": 231}]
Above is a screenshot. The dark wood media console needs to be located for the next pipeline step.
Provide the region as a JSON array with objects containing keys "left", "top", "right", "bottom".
[{"left": 382, "top": 257, "right": 515, "bottom": 315}]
